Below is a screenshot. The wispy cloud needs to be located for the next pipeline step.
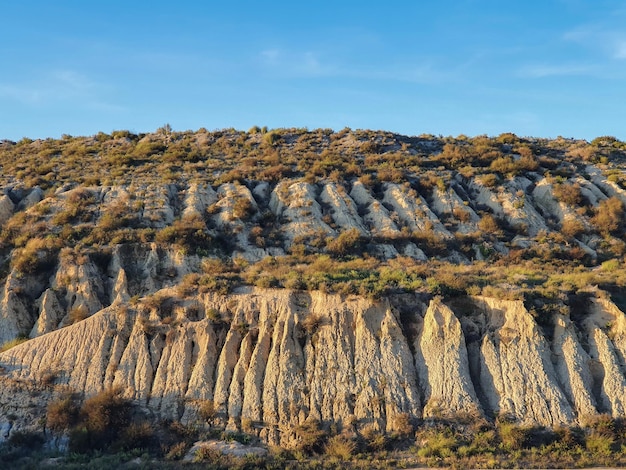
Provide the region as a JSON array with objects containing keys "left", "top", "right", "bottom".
[
  {"left": 614, "top": 40, "right": 626, "bottom": 59},
  {"left": 258, "top": 48, "right": 338, "bottom": 77},
  {"left": 257, "top": 48, "right": 455, "bottom": 84},
  {"left": 518, "top": 63, "right": 599, "bottom": 78},
  {"left": 563, "top": 23, "right": 626, "bottom": 60},
  {"left": 0, "top": 69, "right": 124, "bottom": 111}
]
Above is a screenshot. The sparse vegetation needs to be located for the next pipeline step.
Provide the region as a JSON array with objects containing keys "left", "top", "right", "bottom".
[
  {"left": 2, "top": 127, "right": 626, "bottom": 468},
  {"left": 0, "top": 335, "right": 28, "bottom": 353}
]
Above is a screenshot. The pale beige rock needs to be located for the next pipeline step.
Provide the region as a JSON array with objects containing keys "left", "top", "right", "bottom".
[
  {"left": 319, "top": 182, "right": 368, "bottom": 235},
  {"left": 382, "top": 183, "right": 452, "bottom": 238},
  {"left": 183, "top": 183, "right": 218, "bottom": 218},
  {"left": 575, "top": 176, "right": 606, "bottom": 207},
  {"left": 467, "top": 297, "right": 574, "bottom": 425},
  {"left": 129, "top": 184, "right": 176, "bottom": 228},
  {"left": 532, "top": 178, "right": 586, "bottom": 227},
  {"left": 4, "top": 287, "right": 626, "bottom": 443},
  {"left": 585, "top": 165, "right": 626, "bottom": 205},
  {"left": 112, "top": 268, "right": 130, "bottom": 304},
  {"left": 470, "top": 178, "right": 548, "bottom": 236},
  {"left": 29, "top": 289, "right": 64, "bottom": 338},
  {"left": 0, "top": 194, "right": 14, "bottom": 225},
  {"left": 0, "top": 271, "right": 37, "bottom": 344},
  {"left": 552, "top": 315, "right": 597, "bottom": 420},
  {"left": 415, "top": 299, "right": 482, "bottom": 418},
  {"left": 269, "top": 181, "right": 334, "bottom": 245},
  {"left": 584, "top": 298, "right": 626, "bottom": 415},
  {"left": 214, "top": 183, "right": 258, "bottom": 226},
  {"left": 349, "top": 181, "right": 400, "bottom": 237},
  {"left": 19, "top": 187, "right": 44, "bottom": 210}
]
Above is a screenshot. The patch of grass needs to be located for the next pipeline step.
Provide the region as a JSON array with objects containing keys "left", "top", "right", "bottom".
[{"left": 0, "top": 335, "right": 28, "bottom": 353}]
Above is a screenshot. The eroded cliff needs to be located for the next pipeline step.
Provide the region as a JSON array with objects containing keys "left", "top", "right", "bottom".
[
  {"left": 1, "top": 129, "right": 626, "bottom": 447},
  {"left": 1, "top": 288, "right": 625, "bottom": 446}
]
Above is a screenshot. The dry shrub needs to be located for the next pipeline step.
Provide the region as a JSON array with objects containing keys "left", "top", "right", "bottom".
[
  {"left": 592, "top": 197, "right": 624, "bottom": 235},
  {"left": 293, "top": 418, "right": 327, "bottom": 454},
  {"left": 360, "top": 423, "right": 387, "bottom": 451},
  {"left": 46, "top": 395, "right": 79, "bottom": 433},
  {"left": 325, "top": 433, "right": 356, "bottom": 461},
  {"left": 552, "top": 183, "right": 583, "bottom": 206},
  {"left": 561, "top": 218, "right": 585, "bottom": 238},
  {"left": 582, "top": 414, "right": 619, "bottom": 438},
  {"left": 0, "top": 336, "right": 28, "bottom": 353},
  {"left": 326, "top": 228, "right": 364, "bottom": 257},
  {"left": 232, "top": 197, "right": 255, "bottom": 219},
  {"left": 301, "top": 313, "right": 325, "bottom": 335},
  {"left": 479, "top": 173, "right": 498, "bottom": 187},
  {"left": 478, "top": 214, "right": 501, "bottom": 236},
  {"left": 69, "top": 387, "right": 132, "bottom": 452},
  {"left": 165, "top": 441, "right": 189, "bottom": 461},
  {"left": 118, "top": 422, "right": 156, "bottom": 451},
  {"left": 453, "top": 206, "right": 471, "bottom": 223},
  {"left": 196, "top": 399, "right": 215, "bottom": 422},
  {"left": 12, "top": 237, "right": 60, "bottom": 273},
  {"left": 389, "top": 412, "right": 413, "bottom": 438},
  {"left": 68, "top": 305, "right": 89, "bottom": 324}
]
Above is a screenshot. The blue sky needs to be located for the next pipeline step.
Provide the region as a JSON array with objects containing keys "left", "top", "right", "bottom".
[{"left": 1, "top": 1, "right": 625, "bottom": 141}]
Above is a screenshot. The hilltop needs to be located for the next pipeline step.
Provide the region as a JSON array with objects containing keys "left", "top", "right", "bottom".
[{"left": 0, "top": 127, "right": 626, "bottom": 468}]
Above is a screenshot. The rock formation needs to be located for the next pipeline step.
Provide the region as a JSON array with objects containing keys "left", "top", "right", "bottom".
[{"left": 2, "top": 288, "right": 626, "bottom": 445}]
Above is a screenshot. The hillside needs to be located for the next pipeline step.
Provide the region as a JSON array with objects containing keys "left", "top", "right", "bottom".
[{"left": 1, "top": 127, "right": 626, "bottom": 467}]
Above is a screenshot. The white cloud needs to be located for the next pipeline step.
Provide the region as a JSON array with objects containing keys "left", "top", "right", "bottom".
[
  {"left": 613, "top": 40, "right": 626, "bottom": 59},
  {"left": 260, "top": 49, "right": 280, "bottom": 64},
  {"left": 257, "top": 47, "right": 455, "bottom": 84},
  {"left": 0, "top": 84, "right": 43, "bottom": 104},
  {"left": 518, "top": 63, "right": 598, "bottom": 78},
  {"left": 258, "top": 48, "right": 338, "bottom": 78},
  {"left": 0, "top": 69, "right": 124, "bottom": 111},
  {"left": 563, "top": 23, "right": 626, "bottom": 61}
]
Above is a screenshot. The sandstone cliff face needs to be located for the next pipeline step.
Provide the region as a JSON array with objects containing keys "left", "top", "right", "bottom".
[{"left": 2, "top": 289, "right": 626, "bottom": 445}]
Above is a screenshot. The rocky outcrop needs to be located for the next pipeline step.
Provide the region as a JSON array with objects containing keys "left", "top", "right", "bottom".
[
  {"left": 414, "top": 299, "right": 482, "bottom": 418},
  {"left": 319, "top": 183, "right": 368, "bottom": 235},
  {"left": 269, "top": 182, "right": 334, "bottom": 245},
  {"left": 183, "top": 183, "right": 218, "bottom": 219},
  {"left": 2, "top": 290, "right": 626, "bottom": 444},
  {"left": 0, "top": 271, "right": 38, "bottom": 345},
  {"left": 0, "top": 194, "right": 14, "bottom": 225},
  {"left": 382, "top": 183, "right": 452, "bottom": 238},
  {"left": 1, "top": 164, "right": 626, "bottom": 442},
  {"left": 467, "top": 297, "right": 574, "bottom": 425},
  {"left": 551, "top": 315, "right": 597, "bottom": 418}
]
